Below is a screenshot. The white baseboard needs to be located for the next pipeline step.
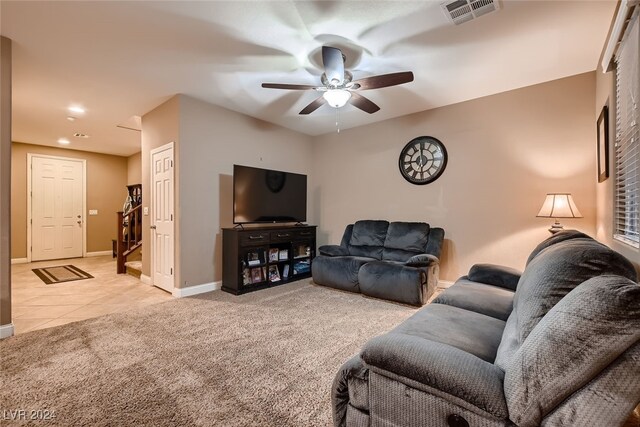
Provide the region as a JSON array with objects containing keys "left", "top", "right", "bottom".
[
  {"left": 11, "top": 258, "right": 27, "bottom": 265},
  {"left": 140, "top": 274, "right": 151, "bottom": 285},
  {"left": 172, "top": 281, "right": 221, "bottom": 298},
  {"left": 438, "top": 280, "right": 455, "bottom": 288},
  {"left": 0, "top": 323, "right": 15, "bottom": 339},
  {"left": 85, "top": 250, "right": 113, "bottom": 257}
]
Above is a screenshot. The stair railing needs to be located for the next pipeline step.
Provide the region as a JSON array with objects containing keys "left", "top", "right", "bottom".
[{"left": 116, "top": 205, "right": 142, "bottom": 274}]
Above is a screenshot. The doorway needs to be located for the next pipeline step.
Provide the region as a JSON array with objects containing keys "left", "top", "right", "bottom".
[
  {"left": 150, "top": 142, "right": 174, "bottom": 293},
  {"left": 28, "top": 154, "right": 85, "bottom": 262}
]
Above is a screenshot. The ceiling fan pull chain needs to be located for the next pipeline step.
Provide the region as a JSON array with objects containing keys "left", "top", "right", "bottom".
[{"left": 336, "top": 108, "right": 340, "bottom": 133}]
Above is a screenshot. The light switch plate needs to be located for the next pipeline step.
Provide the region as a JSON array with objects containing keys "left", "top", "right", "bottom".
[
  {"left": 89, "top": 209, "right": 98, "bottom": 215},
  {"left": 143, "top": 207, "right": 149, "bottom": 215}
]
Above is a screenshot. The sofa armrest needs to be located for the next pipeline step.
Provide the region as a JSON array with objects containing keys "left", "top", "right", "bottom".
[
  {"left": 319, "top": 245, "right": 349, "bottom": 257},
  {"left": 467, "top": 263, "right": 521, "bottom": 291},
  {"left": 332, "top": 355, "right": 369, "bottom": 427},
  {"left": 405, "top": 253, "right": 439, "bottom": 267},
  {"left": 361, "top": 334, "right": 508, "bottom": 419}
]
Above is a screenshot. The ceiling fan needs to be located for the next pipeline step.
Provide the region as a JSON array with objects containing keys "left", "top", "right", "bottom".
[{"left": 261, "top": 46, "right": 414, "bottom": 115}]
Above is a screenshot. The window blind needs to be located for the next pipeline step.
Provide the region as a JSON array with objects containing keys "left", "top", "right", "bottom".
[{"left": 614, "top": 9, "right": 640, "bottom": 248}]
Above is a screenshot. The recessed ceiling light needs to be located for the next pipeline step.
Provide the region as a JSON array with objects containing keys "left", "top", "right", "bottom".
[
  {"left": 68, "top": 106, "right": 85, "bottom": 114},
  {"left": 67, "top": 116, "right": 76, "bottom": 122},
  {"left": 73, "top": 133, "right": 89, "bottom": 138},
  {"left": 57, "top": 138, "right": 70, "bottom": 145}
]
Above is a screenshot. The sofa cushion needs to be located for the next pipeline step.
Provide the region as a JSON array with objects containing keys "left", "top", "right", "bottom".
[
  {"left": 382, "top": 222, "right": 430, "bottom": 262},
  {"left": 495, "top": 237, "right": 638, "bottom": 370},
  {"left": 349, "top": 220, "right": 389, "bottom": 247},
  {"left": 525, "top": 229, "right": 591, "bottom": 266},
  {"left": 503, "top": 275, "right": 640, "bottom": 426},
  {"left": 349, "top": 245, "right": 384, "bottom": 260},
  {"left": 540, "top": 341, "right": 640, "bottom": 426},
  {"left": 311, "top": 255, "right": 374, "bottom": 293},
  {"left": 359, "top": 261, "right": 429, "bottom": 306},
  {"left": 391, "top": 304, "right": 506, "bottom": 363},
  {"left": 348, "top": 220, "right": 389, "bottom": 260},
  {"left": 381, "top": 248, "right": 415, "bottom": 262},
  {"left": 433, "top": 278, "right": 515, "bottom": 321}
]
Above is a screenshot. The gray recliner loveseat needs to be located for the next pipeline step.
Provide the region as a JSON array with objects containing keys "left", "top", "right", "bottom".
[
  {"left": 332, "top": 230, "right": 640, "bottom": 426},
  {"left": 312, "top": 220, "right": 445, "bottom": 306}
]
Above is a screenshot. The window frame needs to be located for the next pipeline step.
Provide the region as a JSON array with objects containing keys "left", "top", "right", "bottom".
[{"left": 613, "top": 8, "right": 640, "bottom": 249}]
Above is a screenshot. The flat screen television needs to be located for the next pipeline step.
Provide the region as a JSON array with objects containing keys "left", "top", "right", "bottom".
[{"left": 233, "top": 165, "right": 307, "bottom": 224}]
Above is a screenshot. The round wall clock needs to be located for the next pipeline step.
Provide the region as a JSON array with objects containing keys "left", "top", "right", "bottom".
[{"left": 398, "top": 136, "right": 448, "bottom": 185}]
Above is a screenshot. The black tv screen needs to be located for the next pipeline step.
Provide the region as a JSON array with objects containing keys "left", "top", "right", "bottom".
[{"left": 233, "top": 165, "right": 307, "bottom": 224}]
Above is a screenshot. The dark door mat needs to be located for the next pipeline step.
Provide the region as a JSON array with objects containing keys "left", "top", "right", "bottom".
[{"left": 32, "top": 265, "right": 94, "bottom": 285}]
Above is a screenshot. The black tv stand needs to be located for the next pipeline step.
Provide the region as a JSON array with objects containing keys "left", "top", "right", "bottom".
[
  {"left": 233, "top": 224, "right": 245, "bottom": 230},
  {"left": 222, "top": 225, "right": 317, "bottom": 295},
  {"left": 294, "top": 222, "right": 306, "bottom": 227}
]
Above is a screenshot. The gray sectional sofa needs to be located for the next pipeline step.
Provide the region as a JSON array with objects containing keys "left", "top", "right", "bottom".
[
  {"left": 332, "top": 230, "right": 640, "bottom": 426},
  {"left": 312, "top": 220, "right": 444, "bottom": 306}
]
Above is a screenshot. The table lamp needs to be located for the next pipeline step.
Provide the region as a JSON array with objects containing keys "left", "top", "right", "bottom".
[{"left": 537, "top": 193, "right": 582, "bottom": 234}]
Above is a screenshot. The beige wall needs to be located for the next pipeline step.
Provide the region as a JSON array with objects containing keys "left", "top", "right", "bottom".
[
  {"left": 177, "top": 95, "right": 314, "bottom": 287},
  {"left": 1, "top": 36, "right": 12, "bottom": 327},
  {"left": 11, "top": 142, "right": 128, "bottom": 257},
  {"left": 127, "top": 151, "right": 142, "bottom": 185},
  {"left": 140, "top": 95, "right": 315, "bottom": 288},
  {"left": 141, "top": 95, "right": 180, "bottom": 278},
  {"left": 312, "top": 73, "right": 597, "bottom": 281}
]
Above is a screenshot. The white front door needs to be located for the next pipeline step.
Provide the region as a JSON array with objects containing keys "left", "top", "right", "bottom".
[
  {"left": 31, "top": 155, "right": 84, "bottom": 261},
  {"left": 151, "top": 143, "right": 174, "bottom": 293}
]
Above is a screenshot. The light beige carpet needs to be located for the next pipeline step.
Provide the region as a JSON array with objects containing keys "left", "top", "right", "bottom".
[{"left": 0, "top": 281, "right": 418, "bottom": 426}]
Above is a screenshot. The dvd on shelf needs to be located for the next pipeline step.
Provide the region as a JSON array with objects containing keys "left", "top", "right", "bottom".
[
  {"left": 250, "top": 267, "right": 263, "bottom": 283},
  {"left": 293, "top": 259, "right": 311, "bottom": 275},
  {"left": 268, "top": 265, "right": 281, "bottom": 282},
  {"left": 247, "top": 248, "right": 266, "bottom": 266}
]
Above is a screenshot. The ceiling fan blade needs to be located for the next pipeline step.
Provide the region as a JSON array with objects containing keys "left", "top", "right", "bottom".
[
  {"left": 349, "top": 92, "right": 380, "bottom": 114},
  {"left": 352, "top": 71, "right": 414, "bottom": 90},
  {"left": 299, "top": 96, "right": 327, "bottom": 115},
  {"left": 322, "top": 46, "right": 345, "bottom": 86},
  {"left": 262, "top": 83, "right": 317, "bottom": 90}
]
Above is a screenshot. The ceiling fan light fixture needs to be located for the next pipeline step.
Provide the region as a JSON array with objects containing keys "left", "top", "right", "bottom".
[{"left": 323, "top": 89, "right": 351, "bottom": 108}]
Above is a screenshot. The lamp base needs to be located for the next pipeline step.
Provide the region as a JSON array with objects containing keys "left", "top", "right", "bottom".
[{"left": 549, "top": 220, "right": 564, "bottom": 234}]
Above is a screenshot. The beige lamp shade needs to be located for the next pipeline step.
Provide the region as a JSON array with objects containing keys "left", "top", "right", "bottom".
[
  {"left": 537, "top": 193, "right": 582, "bottom": 234},
  {"left": 537, "top": 193, "right": 583, "bottom": 218}
]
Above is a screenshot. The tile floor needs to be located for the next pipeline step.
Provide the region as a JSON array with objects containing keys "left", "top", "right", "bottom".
[{"left": 11, "top": 256, "right": 173, "bottom": 334}]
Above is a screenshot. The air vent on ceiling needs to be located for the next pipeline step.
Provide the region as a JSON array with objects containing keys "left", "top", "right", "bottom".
[
  {"left": 73, "top": 133, "right": 89, "bottom": 138},
  {"left": 441, "top": 0, "right": 500, "bottom": 25}
]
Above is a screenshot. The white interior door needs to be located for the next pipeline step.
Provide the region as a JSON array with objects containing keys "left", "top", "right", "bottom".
[
  {"left": 31, "top": 155, "right": 84, "bottom": 261},
  {"left": 151, "top": 143, "right": 174, "bottom": 293}
]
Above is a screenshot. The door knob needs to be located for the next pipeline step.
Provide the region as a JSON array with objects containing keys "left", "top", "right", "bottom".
[{"left": 77, "top": 220, "right": 82, "bottom": 225}]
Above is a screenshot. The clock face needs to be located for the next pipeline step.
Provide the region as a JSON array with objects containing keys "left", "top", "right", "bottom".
[{"left": 398, "top": 136, "right": 448, "bottom": 185}]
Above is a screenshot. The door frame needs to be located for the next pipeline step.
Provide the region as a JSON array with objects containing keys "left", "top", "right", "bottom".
[
  {"left": 26, "top": 153, "right": 87, "bottom": 262},
  {"left": 150, "top": 142, "right": 175, "bottom": 292}
]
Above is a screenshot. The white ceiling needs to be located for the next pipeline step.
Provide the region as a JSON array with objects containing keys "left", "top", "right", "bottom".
[{"left": 1, "top": 1, "right": 616, "bottom": 157}]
